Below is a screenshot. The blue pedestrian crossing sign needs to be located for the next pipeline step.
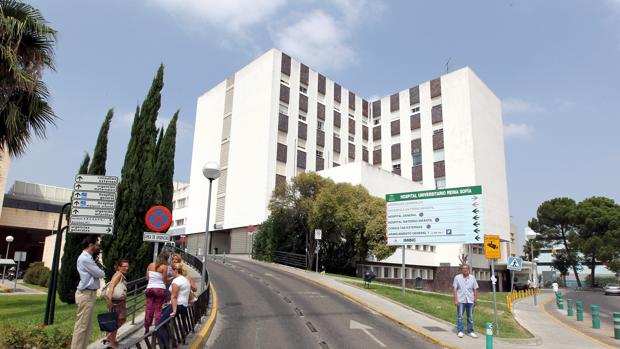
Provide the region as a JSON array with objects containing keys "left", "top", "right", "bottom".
[{"left": 507, "top": 257, "right": 523, "bottom": 271}]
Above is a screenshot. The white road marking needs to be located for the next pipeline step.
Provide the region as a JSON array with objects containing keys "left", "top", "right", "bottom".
[{"left": 350, "top": 320, "right": 386, "bottom": 347}]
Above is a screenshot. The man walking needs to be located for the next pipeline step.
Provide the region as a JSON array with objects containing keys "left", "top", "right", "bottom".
[
  {"left": 71, "top": 236, "right": 105, "bottom": 349},
  {"left": 453, "top": 265, "right": 479, "bottom": 338}
]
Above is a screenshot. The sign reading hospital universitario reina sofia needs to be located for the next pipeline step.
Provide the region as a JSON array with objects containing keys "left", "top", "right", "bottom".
[{"left": 386, "top": 185, "right": 484, "bottom": 245}]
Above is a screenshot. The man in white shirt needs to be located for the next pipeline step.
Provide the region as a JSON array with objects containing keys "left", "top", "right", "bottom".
[
  {"left": 71, "top": 236, "right": 105, "bottom": 349},
  {"left": 453, "top": 265, "right": 479, "bottom": 338},
  {"left": 552, "top": 281, "right": 559, "bottom": 293}
]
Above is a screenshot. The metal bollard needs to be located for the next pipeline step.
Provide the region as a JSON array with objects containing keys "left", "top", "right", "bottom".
[
  {"left": 567, "top": 298, "right": 574, "bottom": 316},
  {"left": 486, "top": 322, "right": 493, "bottom": 349},
  {"left": 592, "top": 306, "right": 600, "bottom": 329},
  {"left": 614, "top": 312, "right": 620, "bottom": 340},
  {"left": 576, "top": 301, "right": 583, "bottom": 321}
]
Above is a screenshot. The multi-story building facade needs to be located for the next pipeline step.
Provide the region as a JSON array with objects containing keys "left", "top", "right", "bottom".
[{"left": 187, "top": 49, "right": 510, "bottom": 277}]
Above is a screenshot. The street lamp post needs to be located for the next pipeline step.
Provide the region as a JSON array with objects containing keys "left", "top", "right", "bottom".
[
  {"left": 526, "top": 228, "right": 538, "bottom": 305},
  {"left": 2, "top": 236, "right": 14, "bottom": 284},
  {"left": 201, "top": 162, "right": 221, "bottom": 293}
]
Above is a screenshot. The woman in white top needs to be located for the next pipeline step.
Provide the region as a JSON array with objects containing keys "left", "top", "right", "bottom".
[
  {"left": 144, "top": 251, "right": 169, "bottom": 333},
  {"left": 156, "top": 263, "right": 191, "bottom": 343}
]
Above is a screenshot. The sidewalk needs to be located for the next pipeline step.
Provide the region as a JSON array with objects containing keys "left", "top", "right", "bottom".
[
  {"left": 88, "top": 263, "right": 204, "bottom": 349},
  {"left": 512, "top": 292, "right": 614, "bottom": 349},
  {"left": 0, "top": 280, "right": 46, "bottom": 295},
  {"left": 228, "top": 255, "right": 609, "bottom": 349}
]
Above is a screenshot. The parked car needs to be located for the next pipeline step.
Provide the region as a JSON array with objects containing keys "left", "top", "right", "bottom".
[{"left": 604, "top": 283, "right": 620, "bottom": 295}]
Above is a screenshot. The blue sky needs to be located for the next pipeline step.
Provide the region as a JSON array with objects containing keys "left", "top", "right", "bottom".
[{"left": 9, "top": 0, "right": 620, "bottom": 245}]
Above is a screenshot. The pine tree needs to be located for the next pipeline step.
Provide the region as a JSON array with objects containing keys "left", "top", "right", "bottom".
[
  {"left": 58, "top": 152, "right": 90, "bottom": 303},
  {"left": 103, "top": 65, "right": 164, "bottom": 279},
  {"left": 154, "top": 111, "right": 178, "bottom": 211}
]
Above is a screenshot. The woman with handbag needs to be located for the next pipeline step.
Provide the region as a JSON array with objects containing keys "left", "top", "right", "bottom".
[
  {"left": 103, "top": 260, "right": 129, "bottom": 349},
  {"left": 156, "top": 263, "right": 191, "bottom": 344},
  {"left": 144, "top": 251, "right": 169, "bottom": 333}
]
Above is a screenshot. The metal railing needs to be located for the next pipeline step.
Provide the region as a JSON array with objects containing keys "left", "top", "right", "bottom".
[
  {"left": 121, "top": 247, "right": 212, "bottom": 349},
  {"left": 125, "top": 276, "right": 148, "bottom": 325},
  {"left": 273, "top": 251, "right": 307, "bottom": 269}
]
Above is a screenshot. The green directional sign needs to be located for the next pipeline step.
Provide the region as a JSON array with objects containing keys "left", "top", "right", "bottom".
[{"left": 386, "top": 185, "right": 483, "bottom": 245}]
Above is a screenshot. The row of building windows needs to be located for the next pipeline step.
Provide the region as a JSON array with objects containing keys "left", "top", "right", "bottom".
[
  {"left": 405, "top": 245, "right": 436, "bottom": 252},
  {"left": 363, "top": 265, "right": 435, "bottom": 280}
]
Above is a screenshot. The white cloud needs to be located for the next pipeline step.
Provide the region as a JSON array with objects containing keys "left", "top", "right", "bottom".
[
  {"left": 111, "top": 111, "right": 136, "bottom": 128},
  {"left": 273, "top": 0, "right": 383, "bottom": 72},
  {"left": 504, "top": 123, "right": 533, "bottom": 140},
  {"left": 146, "top": 0, "right": 287, "bottom": 35},
  {"left": 502, "top": 97, "right": 543, "bottom": 115}
]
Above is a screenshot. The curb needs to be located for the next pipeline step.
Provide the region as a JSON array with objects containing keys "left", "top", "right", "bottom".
[
  {"left": 235, "top": 257, "right": 459, "bottom": 349},
  {"left": 189, "top": 283, "right": 218, "bottom": 349},
  {"left": 539, "top": 293, "right": 616, "bottom": 349}
]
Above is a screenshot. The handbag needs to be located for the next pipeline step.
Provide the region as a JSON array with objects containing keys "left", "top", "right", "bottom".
[
  {"left": 102, "top": 273, "right": 127, "bottom": 301},
  {"left": 97, "top": 311, "right": 118, "bottom": 332}
]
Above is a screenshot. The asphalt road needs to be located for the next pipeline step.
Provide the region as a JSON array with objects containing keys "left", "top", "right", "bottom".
[
  {"left": 565, "top": 290, "right": 620, "bottom": 325},
  {"left": 205, "top": 257, "right": 442, "bottom": 349}
]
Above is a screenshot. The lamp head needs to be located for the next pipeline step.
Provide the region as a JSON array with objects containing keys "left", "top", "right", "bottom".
[
  {"left": 202, "top": 162, "right": 221, "bottom": 180},
  {"left": 533, "top": 257, "right": 539, "bottom": 263},
  {"left": 5, "top": 236, "right": 13, "bottom": 243},
  {"left": 525, "top": 227, "right": 537, "bottom": 241}
]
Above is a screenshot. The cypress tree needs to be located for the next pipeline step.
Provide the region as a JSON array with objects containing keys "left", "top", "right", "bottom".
[
  {"left": 103, "top": 65, "right": 164, "bottom": 279},
  {"left": 88, "top": 109, "right": 114, "bottom": 175},
  {"left": 155, "top": 127, "right": 164, "bottom": 161},
  {"left": 58, "top": 152, "right": 90, "bottom": 303},
  {"left": 154, "top": 111, "right": 178, "bottom": 211}
]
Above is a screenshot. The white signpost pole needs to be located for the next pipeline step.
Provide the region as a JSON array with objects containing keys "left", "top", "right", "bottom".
[
  {"left": 491, "top": 259, "right": 499, "bottom": 336},
  {"left": 153, "top": 242, "right": 159, "bottom": 263},
  {"left": 401, "top": 246, "right": 406, "bottom": 294}
]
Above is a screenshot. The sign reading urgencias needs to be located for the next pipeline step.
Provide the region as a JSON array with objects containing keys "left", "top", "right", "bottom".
[{"left": 386, "top": 185, "right": 483, "bottom": 245}]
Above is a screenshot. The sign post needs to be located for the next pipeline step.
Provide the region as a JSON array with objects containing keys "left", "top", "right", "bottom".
[
  {"left": 13, "top": 251, "right": 26, "bottom": 291},
  {"left": 401, "top": 246, "right": 406, "bottom": 294},
  {"left": 507, "top": 257, "right": 523, "bottom": 292},
  {"left": 485, "top": 234, "right": 501, "bottom": 336},
  {"left": 248, "top": 225, "right": 255, "bottom": 257},
  {"left": 315, "top": 229, "right": 322, "bottom": 273},
  {"left": 144, "top": 205, "right": 172, "bottom": 262}
]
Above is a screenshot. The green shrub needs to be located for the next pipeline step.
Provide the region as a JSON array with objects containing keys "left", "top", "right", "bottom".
[
  {"left": 23, "top": 262, "right": 51, "bottom": 287},
  {"left": 586, "top": 275, "right": 618, "bottom": 287},
  {"left": 0, "top": 325, "right": 72, "bottom": 349}
]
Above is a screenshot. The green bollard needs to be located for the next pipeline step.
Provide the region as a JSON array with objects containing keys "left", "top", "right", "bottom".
[
  {"left": 613, "top": 312, "right": 620, "bottom": 340},
  {"left": 567, "top": 298, "right": 574, "bottom": 316},
  {"left": 558, "top": 295, "right": 564, "bottom": 310},
  {"left": 592, "top": 306, "right": 600, "bottom": 329},
  {"left": 485, "top": 322, "right": 493, "bottom": 349},
  {"left": 576, "top": 301, "right": 583, "bottom": 321}
]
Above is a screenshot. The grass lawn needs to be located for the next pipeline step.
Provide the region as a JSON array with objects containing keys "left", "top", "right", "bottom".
[
  {"left": 0, "top": 294, "right": 108, "bottom": 343},
  {"left": 22, "top": 282, "right": 49, "bottom": 292},
  {"left": 345, "top": 282, "right": 532, "bottom": 339}
]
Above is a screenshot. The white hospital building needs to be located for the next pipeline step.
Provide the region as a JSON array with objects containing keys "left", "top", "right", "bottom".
[{"left": 186, "top": 49, "right": 513, "bottom": 291}]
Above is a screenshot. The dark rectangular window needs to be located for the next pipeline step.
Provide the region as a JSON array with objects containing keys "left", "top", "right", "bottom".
[
  {"left": 372, "top": 100, "right": 381, "bottom": 117},
  {"left": 410, "top": 114, "right": 421, "bottom": 130},
  {"left": 362, "top": 125, "right": 368, "bottom": 141},
  {"left": 317, "top": 130, "right": 325, "bottom": 147},
  {"left": 300, "top": 64, "right": 309, "bottom": 85},
  {"left": 411, "top": 138, "right": 422, "bottom": 153},
  {"left": 318, "top": 74, "right": 326, "bottom": 95},
  {"left": 348, "top": 118, "right": 356, "bottom": 135},
  {"left": 299, "top": 94, "right": 308, "bottom": 112},
  {"left": 431, "top": 104, "right": 442, "bottom": 124},
  {"left": 349, "top": 91, "right": 356, "bottom": 110},
  {"left": 390, "top": 93, "right": 399, "bottom": 112},
  {"left": 316, "top": 156, "right": 324, "bottom": 171},
  {"left": 297, "top": 150, "right": 306, "bottom": 170},
  {"left": 334, "top": 83, "right": 341, "bottom": 103},
  {"left": 373, "top": 149, "right": 382, "bottom": 165},
  {"left": 317, "top": 102, "right": 325, "bottom": 120},
  {"left": 434, "top": 160, "right": 445, "bottom": 178},
  {"left": 430, "top": 78, "right": 441, "bottom": 98},
  {"left": 433, "top": 130, "right": 444, "bottom": 150},
  {"left": 333, "top": 135, "right": 341, "bottom": 153},
  {"left": 280, "top": 84, "right": 290, "bottom": 104},
  {"left": 362, "top": 100, "right": 369, "bottom": 117},
  {"left": 373, "top": 125, "right": 381, "bottom": 141},
  {"left": 281, "top": 53, "right": 291, "bottom": 75},
  {"left": 276, "top": 143, "right": 287, "bottom": 162},
  {"left": 348, "top": 143, "right": 355, "bottom": 159},
  {"left": 334, "top": 111, "right": 341, "bottom": 128},
  {"left": 412, "top": 165, "right": 423, "bottom": 181},
  {"left": 363, "top": 148, "right": 369, "bottom": 162},
  {"left": 391, "top": 143, "right": 401, "bottom": 160},
  {"left": 278, "top": 113, "right": 288, "bottom": 133},
  {"left": 390, "top": 120, "right": 400, "bottom": 136},
  {"left": 409, "top": 86, "right": 420, "bottom": 105},
  {"left": 275, "top": 174, "right": 286, "bottom": 188},
  {"left": 298, "top": 122, "right": 307, "bottom": 140}
]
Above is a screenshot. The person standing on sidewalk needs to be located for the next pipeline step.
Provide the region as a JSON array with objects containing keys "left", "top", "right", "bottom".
[
  {"left": 71, "top": 236, "right": 105, "bottom": 349},
  {"left": 144, "top": 251, "right": 169, "bottom": 333},
  {"left": 453, "top": 265, "right": 479, "bottom": 339}
]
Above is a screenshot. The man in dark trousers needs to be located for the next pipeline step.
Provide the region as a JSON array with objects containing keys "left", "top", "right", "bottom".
[{"left": 71, "top": 235, "right": 105, "bottom": 349}]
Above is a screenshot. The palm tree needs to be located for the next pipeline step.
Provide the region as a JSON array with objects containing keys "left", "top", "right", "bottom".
[{"left": 0, "top": 0, "right": 57, "bottom": 157}]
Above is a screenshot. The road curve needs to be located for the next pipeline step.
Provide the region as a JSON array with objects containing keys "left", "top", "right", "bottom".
[{"left": 205, "top": 257, "right": 442, "bottom": 349}]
